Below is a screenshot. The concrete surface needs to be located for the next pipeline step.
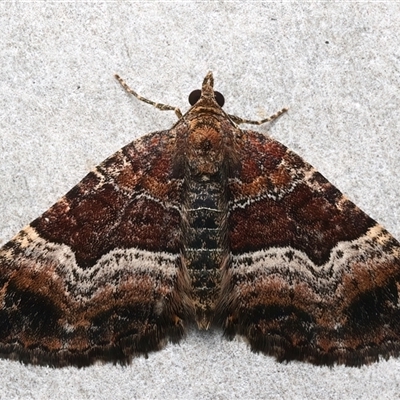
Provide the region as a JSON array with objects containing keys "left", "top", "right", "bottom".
[{"left": 0, "top": 2, "right": 400, "bottom": 399}]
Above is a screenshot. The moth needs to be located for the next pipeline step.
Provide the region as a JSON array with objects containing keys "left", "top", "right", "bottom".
[{"left": 1, "top": 72, "right": 399, "bottom": 367}]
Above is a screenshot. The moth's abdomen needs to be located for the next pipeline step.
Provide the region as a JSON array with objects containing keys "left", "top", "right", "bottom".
[{"left": 185, "top": 177, "right": 227, "bottom": 328}]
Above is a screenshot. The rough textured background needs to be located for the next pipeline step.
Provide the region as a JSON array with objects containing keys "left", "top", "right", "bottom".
[{"left": 1, "top": 2, "right": 400, "bottom": 399}]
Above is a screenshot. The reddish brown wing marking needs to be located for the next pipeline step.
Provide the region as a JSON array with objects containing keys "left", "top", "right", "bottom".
[
  {"left": 0, "top": 130, "right": 194, "bottom": 367},
  {"left": 216, "top": 130, "right": 400, "bottom": 366}
]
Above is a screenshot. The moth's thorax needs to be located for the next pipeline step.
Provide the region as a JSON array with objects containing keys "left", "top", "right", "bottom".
[
  {"left": 186, "top": 119, "right": 223, "bottom": 176},
  {"left": 183, "top": 97, "right": 236, "bottom": 177}
]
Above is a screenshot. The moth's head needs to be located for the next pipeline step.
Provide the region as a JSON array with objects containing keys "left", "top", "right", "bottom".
[{"left": 188, "top": 71, "right": 225, "bottom": 108}]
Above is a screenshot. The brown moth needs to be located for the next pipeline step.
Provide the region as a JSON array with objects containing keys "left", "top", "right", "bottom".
[{"left": 0, "top": 72, "right": 399, "bottom": 367}]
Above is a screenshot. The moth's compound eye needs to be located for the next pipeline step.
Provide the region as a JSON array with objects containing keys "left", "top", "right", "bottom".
[
  {"left": 188, "top": 89, "right": 201, "bottom": 105},
  {"left": 214, "top": 91, "right": 225, "bottom": 107}
]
